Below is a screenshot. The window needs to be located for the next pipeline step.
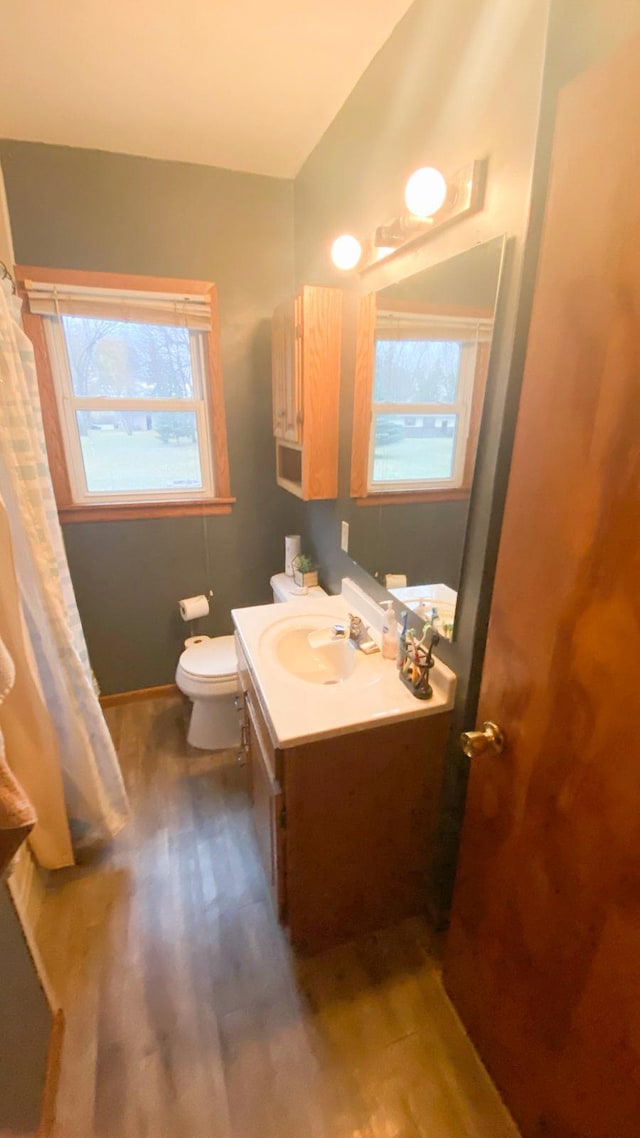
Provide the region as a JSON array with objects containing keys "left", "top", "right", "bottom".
[
  {"left": 48, "top": 316, "right": 212, "bottom": 501},
  {"left": 350, "top": 296, "right": 493, "bottom": 503},
  {"left": 17, "top": 269, "right": 232, "bottom": 521}
]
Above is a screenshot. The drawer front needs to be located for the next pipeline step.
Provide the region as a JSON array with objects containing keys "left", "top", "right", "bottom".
[
  {"left": 245, "top": 684, "right": 277, "bottom": 784},
  {"left": 234, "top": 633, "right": 281, "bottom": 784}
]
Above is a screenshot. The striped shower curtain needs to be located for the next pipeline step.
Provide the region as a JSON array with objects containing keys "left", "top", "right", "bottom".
[{"left": 0, "top": 278, "right": 129, "bottom": 861}]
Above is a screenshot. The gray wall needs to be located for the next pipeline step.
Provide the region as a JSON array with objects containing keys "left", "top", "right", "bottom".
[
  {"left": 0, "top": 141, "right": 303, "bottom": 694},
  {"left": 292, "top": 0, "right": 550, "bottom": 917},
  {"left": 290, "top": 0, "right": 640, "bottom": 921},
  {"left": 0, "top": 886, "right": 52, "bottom": 1133},
  {"left": 292, "top": 0, "right": 549, "bottom": 628}
]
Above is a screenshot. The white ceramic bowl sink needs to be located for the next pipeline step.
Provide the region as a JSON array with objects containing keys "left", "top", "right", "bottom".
[{"left": 260, "top": 615, "right": 382, "bottom": 689}]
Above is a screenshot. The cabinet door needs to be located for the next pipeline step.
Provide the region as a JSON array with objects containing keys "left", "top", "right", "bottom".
[
  {"left": 290, "top": 292, "right": 303, "bottom": 444},
  {"left": 271, "top": 300, "right": 289, "bottom": 438},
  {"left": 246, "top": 701, "right": 286, "bottom": 920},
  {"left": 271, "top": 297, "right": 300, "bottom": 443}
]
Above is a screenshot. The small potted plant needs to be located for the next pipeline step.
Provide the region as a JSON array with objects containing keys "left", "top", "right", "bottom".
[{"left": 292, "top": 554, "right": 319, "bottom": 589}]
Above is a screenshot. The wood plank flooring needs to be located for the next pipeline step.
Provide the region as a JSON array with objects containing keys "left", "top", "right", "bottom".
[{"left": 36, "top": 696, "right": 520, "bottom": 1138}]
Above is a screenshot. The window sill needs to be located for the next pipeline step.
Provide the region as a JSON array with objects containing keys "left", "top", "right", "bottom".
[
  {"left": 58, "top": 498, "right": 236, "bottom": 523},
  {"left": 354, "top": 488, "right": 471, "bottom": 507}
]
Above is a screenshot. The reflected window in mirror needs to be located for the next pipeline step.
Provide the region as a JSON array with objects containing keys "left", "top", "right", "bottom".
[
  {"left": 351, "top": 290, "right": 493, "bottom": 504},
  {"left": 346, "top": 237, "right": 506, "bottom": 643},
  {"left": 368, "top": 307, "right": 493, "bottom": 494}
]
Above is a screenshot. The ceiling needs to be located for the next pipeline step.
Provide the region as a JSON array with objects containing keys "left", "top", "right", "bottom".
[{"left": 0, "top": 0, "right": 414, "bottom": 179}]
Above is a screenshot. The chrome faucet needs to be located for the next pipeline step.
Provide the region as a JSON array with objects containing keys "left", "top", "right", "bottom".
[
  {"left": 348, "top": 613, "right": 364, "bottom": 644},
  {"left": 327, "top": 617, "right": 366, "bottom": 644},
  {"left": 347, "top": 613, "right": 380, "bottom": 653},
  {"left": 313, "top": 614, "right": 379, "bottom": 653}
]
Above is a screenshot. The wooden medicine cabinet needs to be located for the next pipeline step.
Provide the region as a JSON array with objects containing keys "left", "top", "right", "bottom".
[{"left": 272, "top": 285, "right": 342, "bottom": 499}]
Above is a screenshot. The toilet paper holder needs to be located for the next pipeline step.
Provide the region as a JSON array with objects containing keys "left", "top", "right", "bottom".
[{"left": 178, "top": 591, "right": 215, "bottom": 639}]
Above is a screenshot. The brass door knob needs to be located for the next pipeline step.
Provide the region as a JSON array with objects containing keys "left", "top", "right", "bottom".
[{"left": 460, "top": 721, "right": 505, "bottom": 758}]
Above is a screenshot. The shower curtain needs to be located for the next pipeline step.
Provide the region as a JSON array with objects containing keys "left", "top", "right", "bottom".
[
  {"left": 0, "top": 493, "right": 72, "bottom": 868},
  {"left": 0, "top": 278, "right": 129, "bottom": 860}
]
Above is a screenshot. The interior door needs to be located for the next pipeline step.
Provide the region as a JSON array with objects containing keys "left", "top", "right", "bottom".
[{"left": 443, "top": 36, "right": 640, "bottom": 1138}]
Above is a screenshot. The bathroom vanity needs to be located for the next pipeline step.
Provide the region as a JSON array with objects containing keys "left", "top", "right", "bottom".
[{"left": 232, "top": 592, "right": 455, "bottom": 953}]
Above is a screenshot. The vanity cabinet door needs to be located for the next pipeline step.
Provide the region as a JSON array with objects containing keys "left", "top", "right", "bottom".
[
  {"left": 233, "top": 691, "right": 248, "bottom": 759},
  {"left": 246, "top": 699, "right": 286, "bottom": 921}
]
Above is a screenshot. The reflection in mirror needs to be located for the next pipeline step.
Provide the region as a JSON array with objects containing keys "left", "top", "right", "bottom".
[{"left": 348, "top": 236, "right": 506, "bottom": 639}]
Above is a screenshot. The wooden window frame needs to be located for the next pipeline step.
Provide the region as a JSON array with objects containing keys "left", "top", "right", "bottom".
[
  {"left": 15, "top": 266, "right": 234, "bottom": 523},
  {"left": 350, "top": 294, "right": 492, "bottom": 506}
]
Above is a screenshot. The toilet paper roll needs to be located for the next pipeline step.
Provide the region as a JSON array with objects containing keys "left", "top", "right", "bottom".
[
  {"left": 285, "top": 534, "right": 301, "bottom": 577},
  {"left": 179, "top": 594, "right": 210, "bottom": 622},
  {"left": 385, "top": 573, "right": 407, "bottom": 589}
]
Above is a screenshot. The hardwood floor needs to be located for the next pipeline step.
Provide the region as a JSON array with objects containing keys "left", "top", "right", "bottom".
[{"left": 36, "top": 696, "right": 519, "bottom": 1138}]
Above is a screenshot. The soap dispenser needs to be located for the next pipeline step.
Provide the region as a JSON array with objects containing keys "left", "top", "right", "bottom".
[{"left": 380, "top": 600, "right": 399, "bottom": 660}]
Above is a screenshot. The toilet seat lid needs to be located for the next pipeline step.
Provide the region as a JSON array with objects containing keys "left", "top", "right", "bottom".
[{"left": 180, "top": 634, "right": 237, "bottom": 680}]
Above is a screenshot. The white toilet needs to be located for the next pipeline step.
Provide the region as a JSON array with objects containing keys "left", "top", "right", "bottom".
[
  {"left": 175, "top": 573, "right": 327, "bottom": 750},
  {"left": 175, "top": 634, "right": 240, "bottom": 750},
  {"left": 269, "top": 571, "right": 327, "bottom": 604}
]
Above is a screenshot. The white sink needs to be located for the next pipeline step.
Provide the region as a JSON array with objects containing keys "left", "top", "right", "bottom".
[
  {"left": 260, "top": 615, "right": 382, "bottom": 689},
  {"left": 232, "top": 590, "right": 457, "bottom": 748}
]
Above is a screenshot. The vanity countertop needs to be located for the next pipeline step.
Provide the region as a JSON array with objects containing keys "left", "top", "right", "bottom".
[{"left": 232, "top": 594, "right": 456, "bottom": 749}]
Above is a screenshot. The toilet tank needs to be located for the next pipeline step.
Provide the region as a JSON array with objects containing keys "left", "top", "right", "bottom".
[{"left": 270, "top": 573, "right": 327, "bottom": 603}]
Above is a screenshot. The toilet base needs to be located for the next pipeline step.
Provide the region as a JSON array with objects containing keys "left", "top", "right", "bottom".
[{"left": 187, "top": 692, "right": 240, "bottom": 750}]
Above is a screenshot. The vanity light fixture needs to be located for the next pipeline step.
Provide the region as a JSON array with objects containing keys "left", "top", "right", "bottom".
[
  {"left": 329, "top": 159, "right": 487, "bottom": 274},
  {"left": 404, "top": 166, "right": 448, "bottom": 219},
  {"left": 366, "top": 158, "right": 487, "bottom": 272},
  {"left": 331, "top": 234, "right": 363, "bottom": 271}
]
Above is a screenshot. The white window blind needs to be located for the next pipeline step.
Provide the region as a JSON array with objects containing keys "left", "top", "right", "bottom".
[
  {"left": 24, "top": 280, "right": 212, "bottom": 331},
  {"left": 375, "top": 309, "right": 493, "bottom": 342}
]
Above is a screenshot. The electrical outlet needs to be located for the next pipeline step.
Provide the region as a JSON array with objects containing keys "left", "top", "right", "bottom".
[{"left": 341, "top": 520, "right": 349, "bottom": 553}]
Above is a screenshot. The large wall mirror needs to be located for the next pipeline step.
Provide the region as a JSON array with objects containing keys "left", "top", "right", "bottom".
[{"left": 345, "top": 235, "right": 506, "bottom": 640}]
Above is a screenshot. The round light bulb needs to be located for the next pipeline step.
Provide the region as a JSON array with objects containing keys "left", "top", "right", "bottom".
[
  {"left": 331, "top": 234, "right": 362, "bottom": 271},
  {"left": 404, "top": 167, "right": 447, "bottom": 219}
]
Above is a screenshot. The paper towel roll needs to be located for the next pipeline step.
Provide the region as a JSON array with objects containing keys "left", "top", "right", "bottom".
[
  {"left": 179, "top": 594, "right": 210, "bottom": 622},
  {"left": 285, "top": 534, "right": 301, "bottom": 577},
  {"left": 385, "top": 573, "right": 407, "bottom": 589}
]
